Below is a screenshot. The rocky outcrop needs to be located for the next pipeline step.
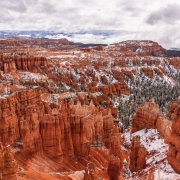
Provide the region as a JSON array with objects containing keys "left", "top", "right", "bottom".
[
  {"left": 130, "top": 136, "right": 147, "bottom": 172},
  {"left": 130, "top": 98, "right": 179, "bottom": 174},
  {"left": 0, "top": 143, "right": 18, "bottom": 180},
  {"left": 167, "top": 98, "right": 180, "bottom": 118},
  {"left": 168, "top": 103, "right": 180, "bottom": 173},
  {"left": 84, "top": 162, "right": 98, "bottom": 180},
  {"left": 0, "top": 40, "right": 21, "bottom": 46},
  {"left": 131, "top": 99, "right": 172, "bottom": 141},
  {"left": 0, "top": 54, "right": 49, "bottom": 73},
  {"left": 87, "top": 82, "right": 130, "bottom": 97},
  {"left": 17, "top": 88, "right": 43, "bottom": 154},
  {"left": 80, "top": 46, "right": 105, "bottom": 52},
  {"left": 0, "top": 87, "right": 123, "bottom": 179},
  {"left": 0, "top": 88, "right": 43, "bottom": 155},
  {"left": 107, "top": 125, "right": 122, "bottom": 180},
  {"left": 117, "top": 40, "right": 167, "bottom": 57},
  {"left": 70, "top": 101, "right": 106, "bottom": 156},
  {"left": 0, "top": 95, "right": 19, "bottom": 146},
  {"left": 156, "top": 115, "right": 171, "bottom": 142},
  {"left": 169, "top": 58, "right": 180, "bottom": 69},
  {"left": 40, "top": 113, "right": 74, "bottom": 162},
  {"left": 1, "top": 38, "right": 179, "bottom": 179},
  {"left": 131, "top": 99, "right": 159, "bottom": 133},
  {"left": 140, "top": 67, "right": 154, "bottom": 78}
]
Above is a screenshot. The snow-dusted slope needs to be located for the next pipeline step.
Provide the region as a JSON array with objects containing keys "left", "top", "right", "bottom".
[{"left": 123, "top": 129, "right": 180, "bottom": 180}]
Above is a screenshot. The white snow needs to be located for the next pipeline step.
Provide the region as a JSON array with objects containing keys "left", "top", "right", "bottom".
[
  {"left": 19, "top": 72, "right": 48, "bottom": 81},
  {"left": 154, "top": 169, "right": 180, "bottom": 180},
  {"left": 124, "top": 128, "right": 177, "bottom": 179}
]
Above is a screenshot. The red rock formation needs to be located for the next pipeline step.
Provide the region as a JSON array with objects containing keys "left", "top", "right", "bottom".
[
  {"left": 40, "top": 112, "right": 74, "bottom": 162},
  {"left": 84, "top": 162, "right": 98, "bottom": 180},
  {"left": 0, "top": 54, "right": 49, "bottom": 73},
  {"left": 0, "top": 38, "right": 179, "bottom": 179},
  {"left": 0, "top": 86, "right": 123, "bottom": 179},
  {"left": 17, "top": 88, "right": 43, "bottom": 154},
  {"left": 0, "top": 143, "right": 18, "bottom": 180},
  {"left": 154, "top": 67, "right": 163, "bottom": 77},
  {"left": 101, "top": 75, "right": 108, "bottom": 84},
  {"left": 70, "top": 101, "right": 105, "bottom": 156},
  {"left": 131, "top": 99, "right": 171, "bottom": 141},
  {"left": 107, "top": 125, "right": 122, "bottom": 180},
  {"left": 131, "top": 99, "right": 159, "bottom": 133},
  {"left": 0, "top": 40, "right": 21, "bottom": 46},
  {"left": 87, "top": 82, "right": 130, "bottom": 97},
  {"left": 156, "top": 115, "right": 172, "bottom": 142},
  {"left": 168, "top": 103, "right": 180, "bottom": 173},
  {"left": 80, "top": 46, "right": 105, "bottom": 52},
  {"left": 121, "top": 69, "right": 135, "bottom": 79},
  {"left": 117, "top": 40, "right": 167, "bottom": 57},
  {"left": 166, "top": 98, "right": 180, "bottom": 117},
  {"left": 169, "top": 58, "right": 180, "bottom": 69},
  {"left": 0, "top": 95, "right": 19, "bottom": 146},
  {"left": 129, "top": 136, "right": 147, "bottom": 172},
  {"left": 140, "top": 67, "right": 154, "bottom": 78}
]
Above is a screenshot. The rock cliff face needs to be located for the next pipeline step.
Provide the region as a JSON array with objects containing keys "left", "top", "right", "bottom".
[
  {"left": 84, "top": 162, "right": 98, "bottom": 180},
  {"left": 70, "top": 101, "right": 104, "bottom": 156},
  {"left": 0, "top": 54, "right": 49, "bottom": 73},
  {"left": 107, "top": 125, "right": 122, "bottom": 180},
  {"left": 131, "top": 99, "right": 159, "bottom": 133},
  {"left": 168, "top": 101, "right": 180, "bottom": 173},
  {"left": 1, "top": 38, "right": 180, "bottom": 179},
  {"left": 130, "top": 136, "right": 147, "bottom": 172},
  {"left": 0, "top": 87, "right": 123, "bottom": 179},
  {"left": 0, "top": 88, "right": 44, "bottom": 156},
  {"left": 0, "top": 143, "right": 18, "bottom": 180},
  {"left": 0, "top": 95, "right": 19, "bottom": 146},
  {"left": 80, "top": 46, "right": 105, "bottom": 52},
  {"left": 131, "top": 99, "right": 171, "bottom": 140},
  {"left": 140, "top": 67, "right": 154, "bottom": 78},
  {"left": 87, "top": 82, "right": 130, "bottom": 97},
  {"left": 118, "top": 40, "right": 167, "bottom": 56},
  {"left": 169, "top": 58, "right": 180, "bottom": 69}
]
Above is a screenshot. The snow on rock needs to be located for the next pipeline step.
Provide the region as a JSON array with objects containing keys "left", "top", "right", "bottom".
[
  {"left": 59, "top": 92, "right": 77, "bottom": 100},
  {"left": 154, "top": 169, "right": 180, "bottom": 180},
  {"left": 68, "top": 170, "right": 85, "bottom": 180},
  {"left": 19, "top": 72, "right": 48, "bottom": 81},
  {"left": 124, "top": 129, "right": 179, "bottom": 179},
  {"left": 61, "top": 82, "right": 70, "bottom": 90}
]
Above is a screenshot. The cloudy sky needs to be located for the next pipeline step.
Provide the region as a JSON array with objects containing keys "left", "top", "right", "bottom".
[{"left": 1, "top": 0, "right": 180, "bottom": 48}]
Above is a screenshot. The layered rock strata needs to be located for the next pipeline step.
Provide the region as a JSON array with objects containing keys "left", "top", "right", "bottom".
[{"left": 0, "top": 143, "right": 18, "bottom": 180}]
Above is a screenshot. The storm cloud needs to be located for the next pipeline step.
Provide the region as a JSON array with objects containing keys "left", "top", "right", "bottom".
[{"left": 146, "top": 4, "right": 180, "bottom": 25}]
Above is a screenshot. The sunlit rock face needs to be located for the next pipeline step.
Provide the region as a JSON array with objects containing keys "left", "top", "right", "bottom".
[
  {"left": 168, "top": 102, "right": 180, "bottom": 173},
  {"left": 0, "top": 38, "right": 180, "bottom": 179},
  {"left": 0, "top": 53, "right": 49, "bottom": 73},
  {"left": 0, "top": 143, "right": 18, "bottom": 180},
  {"left": 131, "top": 99, "right": 160, "bottom": 133},
  {"left": 0, "top": 87, "right": 123, "bottom": 179},
  {"left": 129, "top": 135, "right": 147, "bottom": 172}
]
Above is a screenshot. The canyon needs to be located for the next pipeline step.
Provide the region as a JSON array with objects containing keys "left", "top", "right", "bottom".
[{"left": 0, "top": 38, "right": 180, "bottom": 179}]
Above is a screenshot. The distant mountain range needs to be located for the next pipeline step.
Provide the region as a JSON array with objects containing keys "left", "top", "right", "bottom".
[
  {"left": 0, "top": 30, "right": 109, "bottom": 47},
  {"left": 0, "top": 30, "right": 180, "bottom": 50},
  {"left": 169, "top": 48, "right": 180, "bottom": 51},
  {"left": 0, "top": 30, "right": 120, "bottom": 39},
  {"left": 0, "top": 30, "right": 60, "bottom": 39}
]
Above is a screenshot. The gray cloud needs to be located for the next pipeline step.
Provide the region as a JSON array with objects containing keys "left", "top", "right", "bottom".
[
  {"left": 1, "top": 0, "right": 27, "bottom": 13},
  {"left": 0, "top": 0, "right": 180, "bottom": 48},
  {"left": 146, "top": 4, "right": 180, "bottom": 25}
]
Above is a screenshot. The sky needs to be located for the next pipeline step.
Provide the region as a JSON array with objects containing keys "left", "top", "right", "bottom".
[{"left": 1, "top": 0, "right": 180, "bottom": 48}]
